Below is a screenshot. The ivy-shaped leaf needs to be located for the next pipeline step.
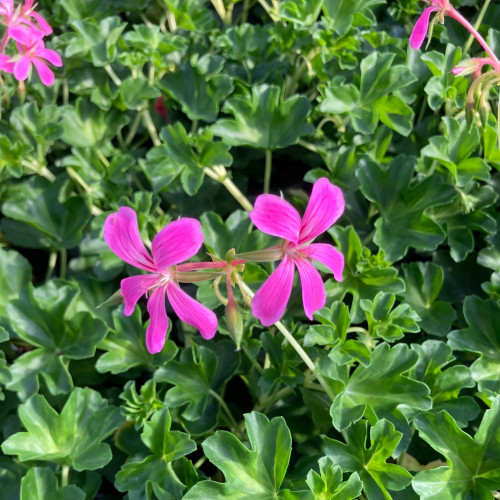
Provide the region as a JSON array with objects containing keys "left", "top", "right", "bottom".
[
  {"left": 413, "top": 397, "right": 500, "bottom": 499},
  {"left": 326, "top": 226, "right": 404, "bottom": 322},
  {"left": 115, "top": 407, "right": 197, "bottom": 500},
  {"left": 6, "top": 282, "right": 107, "bottom": 400},
  {"left": 357, "top": 155, "right": 456, "bottom": 261},
  {"left": 411, "top": 340, "right": 480, "bottom": 426},
  {"left": 324, "top": 419, "right": 412, "bottom": 499},
  {"left": 360, "top": 292, "right": 420, "bottom": 342},
  {"left": 213, "top": 84, "right": 313, "bottom": 149},
  {"left": 306, "top": 456, "right": 362, "bottom": 500},
  {"left": 330, "top": 343, "right": 431, "bottom": 432},
  {"left": 421, "top": 117, "right": 490, "bottom": 186},
  {"left": 161, "top": 54, "right": 233, "bottom": 122},
  {"left": 21, "top": 467, "right": 85, "bottom": 500},
  {"left": 1, "top": 176, "right": 91, "bottom": 250},
  {"left": 448, "top": 296, "right": 500, "bottom": 396},
  {"left": 0, "top": 248, "right": 31, "bottom": 322},
  {"left": 400, "top": 262, "right": 455, "bottom": 337},
  {"left": 184, "top": 412, "right": 305, "bottom": 499},
  {"left": 2, "top": 387, "right": 122, "bottom": 470},
  {"left": 96, "top": 308, "right": 177, "bottom": 375}
]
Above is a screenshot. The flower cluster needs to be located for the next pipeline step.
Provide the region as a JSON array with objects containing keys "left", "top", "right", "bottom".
[
  {"left": 104, "top": 178, "right": 345, "bottom": 353},
  {"left": 0, "top": 0, "right": 61, "bottom": 85}
]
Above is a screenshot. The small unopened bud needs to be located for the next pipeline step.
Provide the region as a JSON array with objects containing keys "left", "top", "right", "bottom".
[
  {"left": 225, "top": 294, "right": 243, "bottom": 350},
  {"left": 451, "top": 59, "right": 480, "bottom": 77},
  {"left": 97, "top": 288, "right": 124, "bottom": 308}
]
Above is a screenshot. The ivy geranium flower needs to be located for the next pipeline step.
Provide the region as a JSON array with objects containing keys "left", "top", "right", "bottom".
[
  {"left": 0, "top": 26, "right": 62, "bottom": 85},
  {"left": 0, "top": 0, "right": 52, "bottom": 35},
  {"left": 409, "top": 0, "right": 451, "bottom": 50},
  {"left": 104, "top": 207, "right": 218, "bottom": 353},
  {"left": 249, "top": 178, "right": 345, "bottom": 326}
]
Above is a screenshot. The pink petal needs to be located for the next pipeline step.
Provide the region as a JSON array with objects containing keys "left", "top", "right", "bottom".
[
  {"left": 8, "top": 25, "right": 43, "bottom": 46},
  {"left": 29, "top": 11, "right": 52, "bottom": 35},
  {"left": 298, "top": 178, "right": 345, "bottom": 244},
  {"left": 36, "top": 48, "right": 62, "bottom": 66},
  {"left": 120, "top": 274, "right": 161, "bottom": 316},
  {"left": 13, "top": 57, "right": 31, "bottom": 81},
  {"left": 250, "top": 194, "right": 301, "bottom": 244},
  {"left": 294, "top": 257, "right": 326, "bottom": 320},
  {"left": 32, "top": 58, "right": 54, "bottom": 85},
  {"left": 145, "top": 285, "right": 169, "bottom": 354},
  {"left": 103, "top": 207, "right": 156, "bottom": 272},
  {"left": 409, "top": 8, "right": 435, "bottom": 50},
  {"left": 251, "top": 255, "right": 295, "bottom": 326},
  {"left": 0, "top": 54, "right": 14, "bottom": 72},
  {"left": 301, "top": 243, "right": 344, "bottom": 282},
  {"left": 152, "top": 218, "right": 204, "bottom": 271},
  {"left": 0, "top": 0, "right": 13, "bottom": 15},
  {"left": 166, "top": 282, "right": 218, "bottom": 339}
]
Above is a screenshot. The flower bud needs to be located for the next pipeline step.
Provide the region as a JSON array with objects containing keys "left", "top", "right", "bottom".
[{"left": 225, "top": 294, "right": 243, "bottom": 350}]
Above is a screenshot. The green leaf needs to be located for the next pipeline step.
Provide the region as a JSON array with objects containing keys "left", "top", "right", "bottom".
[
  {"left": 120, "top": 76, "right": 161, "bottom": 109},
  {"left": 356, "top": 156, "right": 456, "bottom": 261},
  {"left": 360, "top": 292, "right": 420, "bottom": 342},
  {"left": 70, "top": 16, "right": 127, "bottom": 66},
  {"left": 448, "top": 296, "right": 500, "bottom": 396},
  {"left": 6, "top": 282, "right": 108, "bottom": 399},
  {"left": 213, "top": 84, "right": 313, "bottom": 149},
  {"left": 115, "top": 407, "right": 197, "bottom": 500},
  {"left": 184, "top": 412, "right": 293, "bottom": 499},
  {"left": 2, "top": 387, "right": 122, "bottom": 470},
  {"left": 325, "top": 226, "right": 404, "bottom": 322},
  {"left": 306, "top": 457, "right": 362, "bottom": 500},
  {"left": 421, "top": 117, "right": 490, "bottom": 186},
  {"left": 400, "top": 262, "right": 455, "bottom": 337},
  {"left": 1, "top": 176, "right": 91, "bottom": 250},
  {"left": 330, "top": 343, "right": 431, "bottom": 431},
  {"left": 324, "top": 419, "right": 412, "bottom": 499},
  {"left": 413, "top": 397, "right": 500, "bottom": 499},
  {"left": 429, "top": 183, "right": 497, "bottom": 262},
  {"left": 0, "top": 248, "right": 31, "bottom": 321},
  {"left": 60, "top": 98, "right": 129, "bottom": 148},
  {"left": 96, "top": 308, "right": 177, "bottom": 375},
  {"left": 322, "top": 0, "right": 384, "bottom": 33},
  {"left": 411, "top": 340, "right": 479, "bottom": 426},
  {"left": 21, "top": 467, "right": 85, "bottom": 500},
  {"left": 160, "top": 54, "right": 233, "bottom": 122},
  {"left": 280, "top": 0, "right": 323, "bottom": 26},
  {"left": 120, "top": 379, "right": 163, "bottom": 429}
]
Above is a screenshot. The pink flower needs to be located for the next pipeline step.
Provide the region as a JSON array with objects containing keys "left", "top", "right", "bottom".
[
  {"left": 249, "top": 178, "right": 345, "bottom": 326},
  {"left": 409, "top": 0, "right": 451, "bottom": 50},
  {"left": 154, "top": 96, "right": 169, "bottom": 122},
  {"left": 104, "top": 207, "right": 218, "bottom": 353},
  {"left": 0, "top": 26, "right": 62, "bottom": 85},
  {"left": 0, "top": 0, "right": 52, "bottom": 35}
]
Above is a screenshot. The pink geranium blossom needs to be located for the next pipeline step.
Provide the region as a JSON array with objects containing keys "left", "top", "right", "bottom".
[
  {"left": 104, "top": 207, "right": 218, "bottom": 353},
  {"left": 249, "top": 178, "right": 345, "bottom": 326},
  {"left": 409, "top": 0, "right": 451, "bottom": 50},
  {"left": 0, "top": 26, "right": 62, "bottom": 85},
  {"left": 0, "top": 0, "right": 52, "bottom": 35}
]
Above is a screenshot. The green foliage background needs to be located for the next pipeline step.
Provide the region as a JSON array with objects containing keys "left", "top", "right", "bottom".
[{"left": 0, "top": 0, "right": 500, "bottom": 498}]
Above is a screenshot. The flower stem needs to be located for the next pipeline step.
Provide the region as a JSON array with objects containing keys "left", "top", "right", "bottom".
[
  {"left": 45, "top": 251, "right": 57, "bottom": 281},
  {"left": 59, "top": 249, "right": 67, "bottom": 280},
  {"left": 142, "top": 109, "right": 161, "bottom": 146},
  {"left": 104, "top": 64, "right": 122, "bottom": 86},
  {"left": 449, "top": 7, "right": 500, "bottom": 70},
  {"left": 238, "top": 280, "right": 336, "bottom": 402},
  {"left": 60, "top": 465, "right": 70, "bottom": 488},
  {"left": 204, "top": 166, "right": 254, "bottom": 211},
  {"left": 264, "top": 149, "right": 272, "bottom": 193}
]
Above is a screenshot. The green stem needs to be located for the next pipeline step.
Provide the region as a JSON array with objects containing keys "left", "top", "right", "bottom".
[
  {"left": 142, "top": 109, "right": 161, "bottom": 146},
  {"left": 210, "top": 389, "right": 242, "bottom": 438},
  {"left": 204, "top": 166, "right": 254, "bottom": 211},
  {"left": 463, "top": 0, "right": 492, "bottom": 55},
  {"left": 45, "top": 251, "right": 57, "bottom": 281},
  {"left": 59, "top": 249, "right": 67, "bottom": 280},
  {"left": 96, "top": 149, "right": 110, "bottom": 168},
  {"left": 60, "top": 465, "right": 70, "bottom": 488},
  {"left": 125, "top": 111, "right": 143, "bottom": 146},
  {"left": 239, "top": 281, "right": 336, "bottom": 402},
  {"left": 346, "top": 326, "right": 369, "bottom": 335},
  {"left": 264, "top": 150, "right": 272, "bottom": 193},
  {"left": 104, "top": 64, "right": 121, "bottom": 86}
]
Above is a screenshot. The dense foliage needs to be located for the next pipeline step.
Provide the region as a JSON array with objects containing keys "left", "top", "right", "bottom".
[{"left": 0, "top": 0, "right": 499, "bottom": 498}]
